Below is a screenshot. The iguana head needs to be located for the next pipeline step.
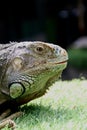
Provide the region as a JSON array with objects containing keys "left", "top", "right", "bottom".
[{"left": 0, "top": 41, "right": 68, "bottom": 105}]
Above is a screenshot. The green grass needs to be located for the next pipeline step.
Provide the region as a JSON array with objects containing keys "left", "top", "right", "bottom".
[{"left": 3, "top": 79, "right": 87, "bottom": 130}]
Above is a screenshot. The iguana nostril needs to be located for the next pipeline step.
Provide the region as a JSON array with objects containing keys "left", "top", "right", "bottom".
[
  {"left": 61, "top": 49, "right": 67, "bottom": 56},
  {"left": 9, "top": 82, "right": 25, "bottom": 99}
]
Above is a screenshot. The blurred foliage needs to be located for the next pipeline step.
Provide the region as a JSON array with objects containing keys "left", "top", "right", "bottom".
[{"left": 67, "top": 48, "right": 87, "bottom": 70}]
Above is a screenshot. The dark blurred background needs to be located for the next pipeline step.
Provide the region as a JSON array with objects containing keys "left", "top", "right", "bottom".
[{"left": 0, "top": 0, "right": 87, "bottom": 80}]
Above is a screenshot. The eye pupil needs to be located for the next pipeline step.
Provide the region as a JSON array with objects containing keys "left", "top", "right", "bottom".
[{"left": 37, "top": 46, "right": 43, "bottom": 52}]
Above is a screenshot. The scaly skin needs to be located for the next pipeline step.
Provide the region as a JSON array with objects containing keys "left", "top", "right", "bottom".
[{"left": 0, "top": 41, "right": 68, "bottom": 129}]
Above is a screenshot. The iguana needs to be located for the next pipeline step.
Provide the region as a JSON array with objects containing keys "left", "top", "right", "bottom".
[{"left": 0, "top": 41, "right": 68, "bottom": 129}]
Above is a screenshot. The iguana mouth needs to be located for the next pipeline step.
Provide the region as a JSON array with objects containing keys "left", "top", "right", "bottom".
[
  {"left": 56, "top": 60, "right": 68, "bottom": 64},
  {"left": 58, "top": 60, "right": 67, "bottom": 64}
]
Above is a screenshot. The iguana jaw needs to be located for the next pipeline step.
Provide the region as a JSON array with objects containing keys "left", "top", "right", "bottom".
[{"left": 3, "top": 61, "right": 67, "bottom": 102}]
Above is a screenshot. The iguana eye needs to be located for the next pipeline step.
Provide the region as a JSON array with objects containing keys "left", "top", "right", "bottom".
[{"left": 36, "top": 46, "right": 44, "bottom": 53}]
